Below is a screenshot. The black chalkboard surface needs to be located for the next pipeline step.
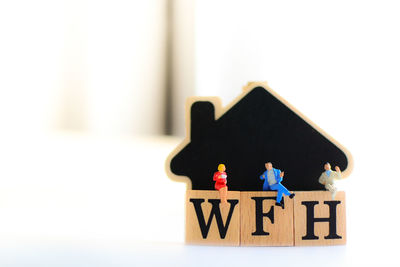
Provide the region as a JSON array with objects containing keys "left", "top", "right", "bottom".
[{"left": 166, "top": 83, "right": 352, "bottom": 191}]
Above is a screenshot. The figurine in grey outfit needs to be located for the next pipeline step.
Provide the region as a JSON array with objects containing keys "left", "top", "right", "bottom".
[{"left": 318, "top": 163, "right": 342, "bottom": 199}]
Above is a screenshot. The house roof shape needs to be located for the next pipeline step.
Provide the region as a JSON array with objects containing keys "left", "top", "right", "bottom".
[{"left": 165, "top": 82, "right": 353, "bottom": 191}]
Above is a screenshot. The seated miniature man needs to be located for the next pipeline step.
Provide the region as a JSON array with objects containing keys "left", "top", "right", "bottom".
[
  {"left": 318, "top": 162, "right": 341, "bottom": 199},
  {"left": 260, "top": 162, "right": 295, "bottom": 207}
]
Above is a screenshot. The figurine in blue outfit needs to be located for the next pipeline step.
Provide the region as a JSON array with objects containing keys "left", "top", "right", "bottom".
[{"left": 260, "top": 162, "right": 295, "bottom": 207}]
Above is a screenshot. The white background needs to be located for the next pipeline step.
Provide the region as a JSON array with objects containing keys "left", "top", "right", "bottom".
[
  {"left": 0, "top": 132, "right": 398, "bottom": 266},
  {"left": 0, "top": 0, "right": 400, "bottom": 266}
]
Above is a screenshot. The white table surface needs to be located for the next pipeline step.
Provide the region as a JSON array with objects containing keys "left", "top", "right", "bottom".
[{"left": 0, "top": 132, "right": 398, "bottom": 266}]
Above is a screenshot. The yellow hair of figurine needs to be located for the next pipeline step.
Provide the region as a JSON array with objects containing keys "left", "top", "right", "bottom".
[{"left": 218, "top": 164, "right": 225, "bottom": 171}]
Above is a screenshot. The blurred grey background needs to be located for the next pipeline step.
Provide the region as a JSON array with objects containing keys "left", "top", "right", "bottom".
[
  {"left": 2, "top": 0, "right": 399, "bottom": 139},
  {"left": 0, "top": 1, "right": 400, "bottom": 266}
]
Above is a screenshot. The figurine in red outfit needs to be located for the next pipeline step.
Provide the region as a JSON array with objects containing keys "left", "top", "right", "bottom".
[{"left": 213, "top": 164, "right": 228, "bottom": 204}]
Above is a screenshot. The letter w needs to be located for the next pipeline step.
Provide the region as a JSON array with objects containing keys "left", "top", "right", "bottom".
[{"left": 189, "top": 199, "right": 239, "bottom": 239}]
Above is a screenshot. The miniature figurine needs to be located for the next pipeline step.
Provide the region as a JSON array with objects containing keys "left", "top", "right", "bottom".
[
  {"left": 318, "top": 163, "right": 342, "bottom": 199},
  {"left": 260, "top": 162, "right": 295, "bottom": 207},
  {"left": 213, "top": 164, "right": 228, "bottom": 204}
]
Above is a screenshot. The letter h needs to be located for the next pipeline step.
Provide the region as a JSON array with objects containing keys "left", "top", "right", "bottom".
[{"left": 301, "top": 200, "right": 342, "bottom": 240}]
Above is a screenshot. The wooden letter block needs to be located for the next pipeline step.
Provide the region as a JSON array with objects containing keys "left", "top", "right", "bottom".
[
  {"left": 186, "top": 190, "right": 241, "bottom": 246},
  {"left": 294, "top": 191, "right": 346, "bottom": 246},
  {"left": 240, "top": 192, "right": 294, "bottom": 246}
]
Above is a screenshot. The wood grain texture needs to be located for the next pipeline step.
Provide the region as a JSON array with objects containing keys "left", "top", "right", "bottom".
[
  {"left": 240, "top": 191, "right": 294, "bottom": 246},
  {"left": 186, "top": 190, "right": 241, "bottom": 246},
  {"left": 294, "top": 191, "right": 346, "bottom": 246}
]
